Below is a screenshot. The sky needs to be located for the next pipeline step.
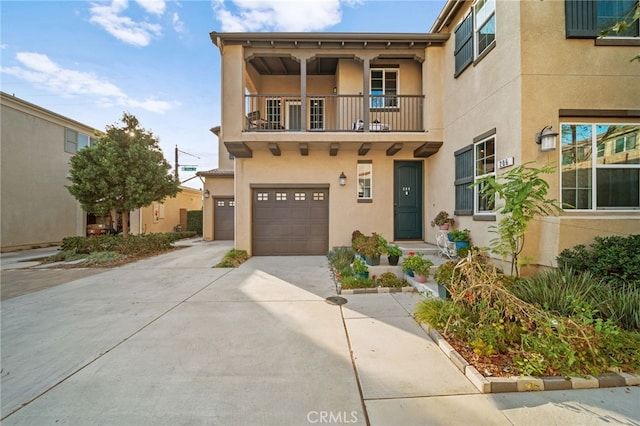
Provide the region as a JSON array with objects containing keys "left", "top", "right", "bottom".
[{"left": 1, "top": 0, "right": 446, "bottom": 189}]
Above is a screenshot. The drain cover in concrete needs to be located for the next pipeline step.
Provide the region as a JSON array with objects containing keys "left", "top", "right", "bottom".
[{"left": 325, "top": 296, "right": 348, "bottom": 306}]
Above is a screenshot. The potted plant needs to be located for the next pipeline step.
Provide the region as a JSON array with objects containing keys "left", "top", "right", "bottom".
[
  {"left": 386, "top": 244, "right": 402, "bottom": 266},
  {"left": 448, "top": 229, "right": 470, "bottom": 250},
  {"left": 352, "top": 257, "right": 369, "bottom": 279},
  {"left": 401, "top": 253, "right": 433, "bottom": 283},
  {"left": 354, "top": 232, "right": 388, "bottom": 265},
  {"left": 431, "top": 210, "right": 455, "bottom": 230},
  {"left": 433, "top": 261, "right": 456, "bottom": 299}
]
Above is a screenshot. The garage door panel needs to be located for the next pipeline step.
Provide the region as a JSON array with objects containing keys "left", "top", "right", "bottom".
[
  {"left": 214, "top": 198, "right": 234, "bottom": 240},
  {"left": 253, "top": 188, "right": 328, "bottom": 256}
]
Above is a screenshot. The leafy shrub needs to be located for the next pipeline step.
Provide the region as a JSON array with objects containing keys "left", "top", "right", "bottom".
[
  {"left": 215, "top": 249, "right": 249, "bottom": 268},
  {"left": 61, "top": 234, "right": 174, "bottom": 256},
  {"left": 557, "top": 235, "right": 640, "bottom": 289},
  {"left": 375, "top": 272, "right": 407, "bottom": 288},
  {"left": 415, "top": 251, "right": 640, "bottom": 377},
  {"left": 340, "top": 275, "right": 375, "bottom": 289},
  {"left": 327, "top": 246, "right": 355, "bottom": 271},
  {"left": 512, "top": 268, "right": 640, "bottom": 331},
  {"left": 187, "top": 210, "right": 203, "bottom": 235}
]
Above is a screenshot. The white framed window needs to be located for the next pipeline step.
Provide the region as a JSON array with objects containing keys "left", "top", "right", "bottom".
[
  {"left": 473, "top": 0, "right": 496, "bottom": 58},
  {"left": 257, "top": 192, "right": 268, "bottom": 201},
  {"left": 370, "top": 69, "right": 398, "bottom": 109},
  {"left": 309, "top": 98, "right": 324, "bottom": 130},
  {"left": 276, "top": 192, "right": 287, "bottom": 201},
  {"left": 474, "top": 135, "right": 496, "bottom": 214},
  {"left": 313, "top": 192, "right": 325, "bottom": 201},
  {"left": 357, "top": 162, "right": 373, "bottom": 200},
  {"left": 65, "top": 128, "right": 96, "bottom": 154},
  {"left": 561, "top": 123, "right": 639, "bottom": 210},
  {"left": 294, "top": 192, "right": 306, "bottom": 201},
  {"left": 266, "top": 98, "right": 281, "bottom": 126}
]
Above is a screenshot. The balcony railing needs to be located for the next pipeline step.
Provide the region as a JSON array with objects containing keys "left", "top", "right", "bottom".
[{"left": 245, "top": 94, "right": 424, "bottom": 132}]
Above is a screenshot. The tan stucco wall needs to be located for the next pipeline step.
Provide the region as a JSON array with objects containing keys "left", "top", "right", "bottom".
[
  {"left": 233, "top": 146, "right": 426, "bottom": 256},
  {"left": 202, "top": 176, "right": 234, "bottom": 241},
  {"left": 132, "top": 187, "right": 203, "bottom": 235},
  {"left": 1, "top": 93, "right": 93, "bottom": 250},
  {"left": 427, "top": 0, "right": 640, "bottom": 268}
]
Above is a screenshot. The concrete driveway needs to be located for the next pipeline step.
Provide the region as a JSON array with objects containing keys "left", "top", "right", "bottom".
[{"left": 1, "top": 239, "right": 639, "bottom": 425}]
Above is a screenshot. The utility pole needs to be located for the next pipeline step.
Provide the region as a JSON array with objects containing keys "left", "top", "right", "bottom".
[{"left": 174, "top": 145, "right": 200, "bottom": 182}]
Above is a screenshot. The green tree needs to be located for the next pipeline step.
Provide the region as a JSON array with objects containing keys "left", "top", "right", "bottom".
[
  {"left": 474, "top": 162, "right": 562, "bottom": 276},
  {"left": 67, "top": 113, "right": 180, "bottom": 237}
]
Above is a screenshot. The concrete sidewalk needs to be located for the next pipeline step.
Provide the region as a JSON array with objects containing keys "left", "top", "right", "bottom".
[{"left": 1, "top": 240, "right": 638, "bottom": 425}]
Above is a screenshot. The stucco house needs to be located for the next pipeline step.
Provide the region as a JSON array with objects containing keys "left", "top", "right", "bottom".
[
  {"left": 1, "top": 92, "right": 204, "bottom": 250},
  {"left": 204, "top": 0, "right": 639, "bottom": 267},
  {"left": 1, "top": 92, "right": 98, "bottom": 251}
]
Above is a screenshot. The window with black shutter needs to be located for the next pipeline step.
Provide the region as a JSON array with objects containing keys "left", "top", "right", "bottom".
[
  {"left": 566, "top": 0, "right": 639, "bottom": 38},
  {"left": 454, "top": 145, "right": 474, "bottom": 215},
  {"left": 454, "top": 13, "right": 474, "bottom": 77}
]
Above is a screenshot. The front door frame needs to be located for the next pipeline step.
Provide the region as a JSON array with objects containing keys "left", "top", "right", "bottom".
[{"left": 393, "top": 161, "right": 423, "bottom": 240}]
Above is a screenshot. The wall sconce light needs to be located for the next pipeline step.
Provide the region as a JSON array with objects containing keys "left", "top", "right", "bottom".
[
  {"left": 333, "top": 87, "right": 337, "bottom": 95},
  {"left": 535, "top": 125, "right": 559, "bottom": 152},
  {"left": 339, "top": 172, "right": 347, "bottom": 186},
  {"left": 203, "top": 189, "right": 210, "bottom": 198}
]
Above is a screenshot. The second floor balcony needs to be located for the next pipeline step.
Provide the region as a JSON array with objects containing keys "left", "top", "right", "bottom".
[{"left": 245, "top": 93, "right": 425, "bottom": 133}]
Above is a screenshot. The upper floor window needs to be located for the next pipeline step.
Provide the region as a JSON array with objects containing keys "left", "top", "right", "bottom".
[
  {"left": 566, "top": 0, "right": 639, "bottom": 38},
  {"left": 561, "top": 123, "right": 639, "bottom": 210},
  {"left": 65, "top": 128, "right": 95, "bottom": 154},
  {"left": 309, "top": 98, "right": 324, "bottom": 130},
  {"left": 454, "top": 0, "right": 496, "bottom": 77},
  {"left": 474, "top": 0, "right": 496, "bottom": 57},
  {"left": 370, "top": 69, "right": 398, "bottom": 109}
]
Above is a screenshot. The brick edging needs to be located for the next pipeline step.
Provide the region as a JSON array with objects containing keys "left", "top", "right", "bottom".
[
  {"left": 339, "top": 286, "right": 416, "bottom": 295},
  {"left": 419, "top": 322, "right": 640, "bottom": 393}
]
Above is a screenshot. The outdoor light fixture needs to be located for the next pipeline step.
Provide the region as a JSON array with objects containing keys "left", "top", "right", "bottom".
[
  {"left": 333, "top": 87, "right": 337, "bottom": 95},
  {"left": 535, "top": 125, "right": 559, "bottom": 152},
  {"left": 203, "top": 189, "right": 210, "bottom": 198},
  {"left": 339, "top": 172, "right": 347, "bottom": 186}
]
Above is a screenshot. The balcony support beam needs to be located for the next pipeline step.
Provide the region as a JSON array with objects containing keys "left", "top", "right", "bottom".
[
  {"left": 329, "top": 143, "right": 339, "bottom": 156},
  {"left": 414, "top": 141, "right": 443, "bottom": 158},
  {"left": 224, "top": 141, "right": 253, "bottom": 158},
  {"left": 268, "top": 143, "right": 281, "bottom": 156},
  {"left": 386, "top": 143, "right": 403, "bottom": 156},
  {"left": 358, "top": 143, "right": 371, "bottom": 156},
  {"left": 300, "top": 59, "right": 307, "bottom": 131},
  {"left": 299, "top": 143, "right": 309, "bottom": 156}
]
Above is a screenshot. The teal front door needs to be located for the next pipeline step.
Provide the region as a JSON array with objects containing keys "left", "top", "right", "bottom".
[{"left": 394, "top": 161, "right": 423, "bottom": 240}]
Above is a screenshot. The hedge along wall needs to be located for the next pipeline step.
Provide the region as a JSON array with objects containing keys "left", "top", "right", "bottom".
[{"left": 187, "top": 210, "right": 203, "bottom": 235}]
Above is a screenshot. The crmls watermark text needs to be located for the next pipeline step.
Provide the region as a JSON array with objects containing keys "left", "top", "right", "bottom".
[{"left": 307, "top": 411, "right": 359, "bottom": 424}]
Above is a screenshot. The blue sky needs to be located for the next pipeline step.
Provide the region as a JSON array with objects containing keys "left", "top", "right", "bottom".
[{"left": 1, "top": 0, "right": 446, "bottom": 188}]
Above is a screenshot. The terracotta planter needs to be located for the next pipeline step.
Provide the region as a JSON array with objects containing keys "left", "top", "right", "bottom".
[
  {"left": 413, "top": 274, "right": 427, "bottom": 283},
  {"left": 438, "top": 224, "right": 450, "bottom": 230}
]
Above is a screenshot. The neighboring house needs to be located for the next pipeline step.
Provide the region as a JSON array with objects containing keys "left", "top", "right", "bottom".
[
  {"left": 207, "top": 0, "right": 639, "bottom": 267},
  {"left": 1, "top": 92, "right": 204, "bottom": 251},
  {"left": 1, "top": 92, "right": 98, "bottom": 251},
  {"left": 129, "top": 186, "right": 204, "bottom": 235},
  {"left": 428, "top": 0, "right": 640, "bottom": 268}
]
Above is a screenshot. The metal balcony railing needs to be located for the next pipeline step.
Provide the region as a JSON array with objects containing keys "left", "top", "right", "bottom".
[{"left": 245, "top": 94, "right": 424, "bottom": 132}]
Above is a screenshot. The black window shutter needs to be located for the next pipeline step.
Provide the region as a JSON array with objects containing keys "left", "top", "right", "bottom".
[
  {"left": 454, "top": 145, "right": 474, "bottom": 215},
  {"left": 565, "top": 0, "right": 598, "bottom": 38},
  {"left": 454, "top": 13, "right": 474, "bottom": 77}
]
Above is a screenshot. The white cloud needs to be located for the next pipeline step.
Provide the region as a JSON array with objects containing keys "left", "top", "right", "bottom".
[
  {"left": 135, "top": 0, "right": 166, "bottom": 16},
  {"left": 1, "top": 52, "right": 175, "bottom": 114},
  {"left": 214, "top": 0, "right": 345, "bottom": 32},
  {"left": 89, "top": 0, "right": 163, "bottom": 47},
  {"left": 172, "top": 12, "right": 185, "bottom": 33}
]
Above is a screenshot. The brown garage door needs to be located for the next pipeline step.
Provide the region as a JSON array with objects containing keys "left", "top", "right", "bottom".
[
  {"left": 252, "top": 187, "right": 329, "bottom": 255},
  {"left": 214, "top": 198, "right": 234, "bottom": 240}
]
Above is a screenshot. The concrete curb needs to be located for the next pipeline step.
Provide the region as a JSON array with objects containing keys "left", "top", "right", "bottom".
[
  {"left": 419, "top": 322, "right": 640, "bottom": 393},
  {"left": 339, "top": 286, "right": 416, "bottom": 295}
]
